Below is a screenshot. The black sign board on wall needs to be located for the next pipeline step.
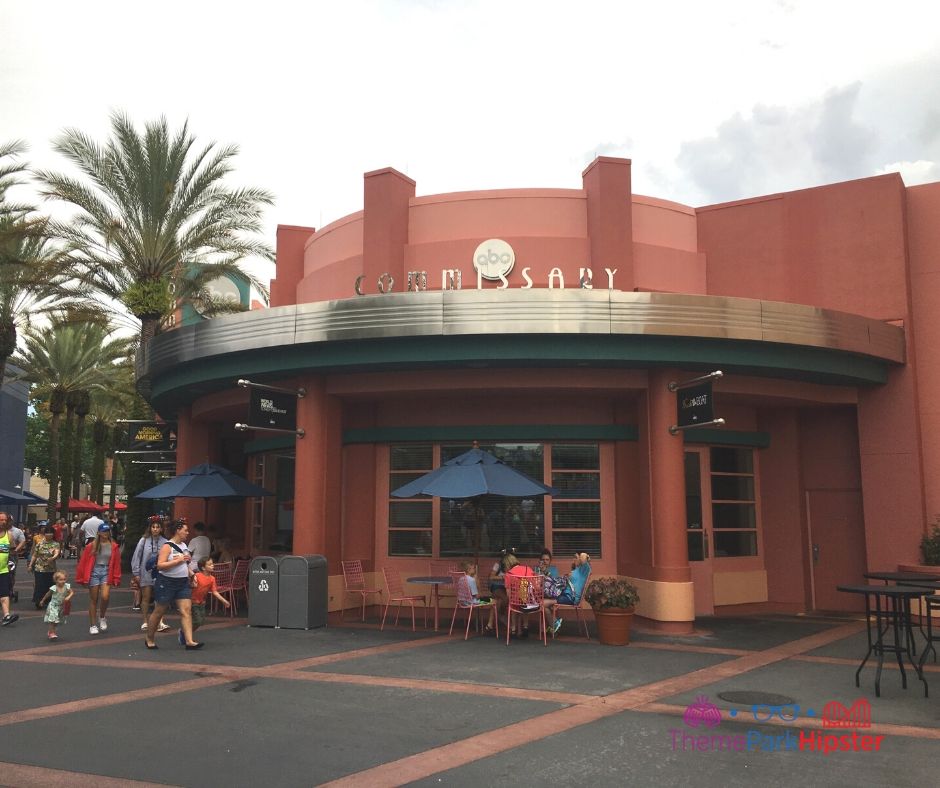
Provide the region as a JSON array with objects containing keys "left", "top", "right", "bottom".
[
  {"left": 126, "top": 422, "right": 177, "bottom": 452},
  {"left": 676, "top": 382, "right": 714, "bottom": 428},
  {"left": 249, "top": 389, "right": 297, "bottom": 430}
]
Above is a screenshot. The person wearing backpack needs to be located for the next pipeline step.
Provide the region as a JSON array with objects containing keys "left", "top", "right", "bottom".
[
  {"left": 145, "top": 520, "right": 202, "bottom": 651},
  {"left": 131, "top": 517, "right": 170, "bottom": 634}
]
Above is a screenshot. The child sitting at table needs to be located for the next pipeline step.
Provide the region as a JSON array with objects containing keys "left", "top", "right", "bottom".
[{"left": 460, "top": 561, "right": 490, "bottom": 602}]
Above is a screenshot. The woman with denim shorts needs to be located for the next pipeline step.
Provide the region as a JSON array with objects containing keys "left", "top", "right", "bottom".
[
  {"left": 75, "top": 523, "right": 122, "bottom": 635},
  {"left": 145, "top": 521, "right": 202, "bottom": 651}
]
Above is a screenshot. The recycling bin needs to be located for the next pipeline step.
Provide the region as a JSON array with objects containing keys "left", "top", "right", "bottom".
[
  {"left": 248, "top": 556, "right": 280, "bottom": 627},
  {"left": 277, "top": 554, "right": 328, "bottom": 630}
]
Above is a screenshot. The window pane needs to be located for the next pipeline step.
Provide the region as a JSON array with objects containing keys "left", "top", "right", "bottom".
[
  {"left": 712, "top": 503, "right": 756, "bottom": 529},
  {"left": 711, "top": 475, "right": 755, "bottom": 501},
  {"left": 553, "top": 531, "right": 601, "bottom": 557},
  {"left": 389, "top": 472, "right": 432, "bottom": 494},
  {"left": 551, "top": 472, "right": 600, "bottom": 499},
  {"left": 389, "top": 530, "right": 432, "bottom": 556},
  {"left": 440, "top": 497, "right": 544, "bottom": 557},
  {"left": 389, "top": 501, "right": 432, "bottom": 528},
  {"left": 687, "top": 531, "right": 705, "bottom": 562},
  {"left": 552, "top": 502, "right": 601, "bottom": 529},
  {"left": 390, "top": 444, "right": 432, "bottom": 471},
  {"left": 551, "top": 444, "right": 599, "bottom": 470},
  {"left": 713, "top": 530, "right": 757, "bottom": 557},
  {"left": 710, "top": 447, "right": 753, "bottom": 474},
  {"left": 684, "top": 452, "right": 702, "bottom": 528}
]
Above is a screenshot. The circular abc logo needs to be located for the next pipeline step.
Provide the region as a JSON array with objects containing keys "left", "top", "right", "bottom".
[{"left": 472, "top": 238, "right": 515, "bottom": 281}]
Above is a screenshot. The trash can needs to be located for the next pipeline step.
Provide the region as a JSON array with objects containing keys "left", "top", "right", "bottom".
[
  {"left": 278, "top": 555, "right": 328, "bottom": 630},
  {"left": 248, "top": 556, "right": 280, "bottom": 627}
]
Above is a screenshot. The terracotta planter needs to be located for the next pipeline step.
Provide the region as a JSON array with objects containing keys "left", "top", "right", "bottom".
[{"left": 593, "top": 607, "right": 635, "bottom": 645}]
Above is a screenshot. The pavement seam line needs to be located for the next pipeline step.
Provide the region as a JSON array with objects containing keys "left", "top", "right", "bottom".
[
  {"left": 319, "top": 620, "right": 867, "bottom": 787},
  {"left": 0, "top": 760, "right": 176, "bottom": 788}
]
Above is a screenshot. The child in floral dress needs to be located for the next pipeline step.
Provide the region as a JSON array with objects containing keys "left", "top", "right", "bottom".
[{"left": 40, "top": 570, "right": 74, "bottom": 640}]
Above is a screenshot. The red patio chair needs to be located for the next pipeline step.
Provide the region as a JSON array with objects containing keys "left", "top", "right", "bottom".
[
  {"left": 553, "top": 564, "right": 592, "bottom": 639},
  {"left": 211, "top": 562, "right": 235, "bottom": 617},
  {"left": 230, "top": 558, "right": 250, "bottom": 615},
  {"left": 341, "top": 560, "right": 383, "bottom": 622},
  {"left": 380, "top": 568, "right": 428, "bottom": 631},
  {"left": 506, "top": 572, "right": 547, "bottom": 646},
  {"left": 449, "top": 571, "right": 498, "bottom": 640}
]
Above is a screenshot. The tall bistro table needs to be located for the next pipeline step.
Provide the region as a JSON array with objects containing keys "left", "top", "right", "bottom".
[
  {"left": 837, "top": 584, "right": 929, "bottom": 698},
  {"left": 406, "top": 576, "right": 453, "bottom": 631},
  {"left": 864, "top": 572, "right": 940, "bottom": 660}
]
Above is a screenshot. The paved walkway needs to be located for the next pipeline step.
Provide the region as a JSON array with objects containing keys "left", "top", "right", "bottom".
[{"left": 0, "top": 584, "right": 937, "bottom": 787}]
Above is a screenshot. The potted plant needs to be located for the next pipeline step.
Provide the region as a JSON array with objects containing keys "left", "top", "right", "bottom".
[
  {"left": 899, "top": 517, "right": 940, "bottom": 575},
  {"left": 584, "top": 576, "right": 640, "bottom": 645}
]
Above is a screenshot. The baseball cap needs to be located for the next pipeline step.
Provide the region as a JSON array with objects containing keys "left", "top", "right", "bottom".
[{"left": 98, "top": 523, "right": 111, "bottom": 532}]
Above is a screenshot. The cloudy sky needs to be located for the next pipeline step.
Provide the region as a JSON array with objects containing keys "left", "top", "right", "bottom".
[{"left": 3, "top": 0, "right": 939, "bottom": 282}]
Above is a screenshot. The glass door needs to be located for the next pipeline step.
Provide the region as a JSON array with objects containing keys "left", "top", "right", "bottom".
[{"left": 685, "top": 449, "right": 714, "bottom": 615}]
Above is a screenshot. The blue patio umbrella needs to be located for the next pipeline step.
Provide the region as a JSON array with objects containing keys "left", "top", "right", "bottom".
[
  {"left": 0, "top": 488, "right": 36, "bottom": 505},
  {"left": 390, "top": 448, "right": 556, "bottom": 499},
  {"left": 136, "top": 463, "right": 273, "bottom": 519}
]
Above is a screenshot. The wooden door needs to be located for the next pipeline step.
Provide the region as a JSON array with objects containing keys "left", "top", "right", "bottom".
[{"left": 806, "top": 490, "right": 867, "bottom": 612}]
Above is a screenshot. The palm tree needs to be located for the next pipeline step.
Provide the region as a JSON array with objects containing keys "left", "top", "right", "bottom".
[
  {"left": 37, "top": 113, "right": 274, "bottom": 351},
  {"left": 87, "top": 359, "right": 136, "bottom": 505},
  {"left": 15, "top": 317, "right": 132, "bottom": 517},
  {"left": 0, "top": 140, "right": 31, "bottom": 223},
  {"left": 0, "top": 143, "right": 78, "bottom": 387}
]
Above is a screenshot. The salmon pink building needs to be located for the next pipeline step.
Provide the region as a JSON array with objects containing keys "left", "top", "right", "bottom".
[{"left": 138, "top": 157, "right": 940, "bottom": 631}]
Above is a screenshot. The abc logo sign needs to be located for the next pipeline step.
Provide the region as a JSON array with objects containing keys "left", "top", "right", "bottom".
[{"left": 472, "top": 239, "right": 515, "bottom": 281}]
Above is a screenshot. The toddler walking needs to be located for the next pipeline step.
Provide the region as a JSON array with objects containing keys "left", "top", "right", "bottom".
[{"left": 40, "top": 570, "right": 74, "bottom": 640}]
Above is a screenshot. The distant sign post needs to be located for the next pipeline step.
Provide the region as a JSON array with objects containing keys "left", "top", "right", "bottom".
[{"left": 668, "top": 371, "right": 726, "bottom": 435}]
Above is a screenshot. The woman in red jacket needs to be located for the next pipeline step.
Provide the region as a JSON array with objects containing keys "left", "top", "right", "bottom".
[{"left": 75, "top": 523, "right": 121, "bottom": 635}]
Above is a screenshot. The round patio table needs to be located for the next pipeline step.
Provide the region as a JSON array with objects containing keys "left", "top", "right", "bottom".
[
  {"left": 837, "top": 584, "right": 929, "bottom": 698},
  {"left": 406, "top": 576, "right": 453, "bottom": 631}
]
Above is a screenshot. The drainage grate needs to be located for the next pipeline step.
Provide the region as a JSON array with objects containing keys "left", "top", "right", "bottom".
[{"left": 717, "top": 691, "right": 797, "bottom": 706}]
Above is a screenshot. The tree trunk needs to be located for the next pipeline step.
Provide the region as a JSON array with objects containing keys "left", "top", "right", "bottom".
[
  {"left": 91, "top": 420, "right": 108, "bottom": 503},
  {"left": 46, "top": 388, "right": 65, "bottom": 520},
  {"left": 124, "top": 394, "right": 156, "bottom": 549},
  {"left": 0, "top": 318, "right": 15, "bottom": 390},
  {"left": 72, "top": 390, "right": 91, "bottom": 500},
  {"left": 59, "top": 402, "right": 76, "bottom": 518}
]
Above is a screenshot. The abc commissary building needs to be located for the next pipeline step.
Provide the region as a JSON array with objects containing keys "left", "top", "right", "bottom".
[{"left": 138, "top": 156, "right": 940, "bottom": 632}]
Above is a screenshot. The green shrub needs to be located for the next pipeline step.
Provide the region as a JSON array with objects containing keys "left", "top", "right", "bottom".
[{"left": 922, "top": 520, "right": 940, "bottom": 565}]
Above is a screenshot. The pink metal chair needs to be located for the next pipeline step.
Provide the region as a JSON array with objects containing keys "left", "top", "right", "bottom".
[
  {"left": 449, "top": 571, "right": 498, "bottom": 640},
  {"left": 381, "top": 568, "right": 428, "bottom": 631},
  {"left": 229, "top": 558, "right": 250, "bottom": 615},
  {"left": 553, "top": 565, "right": 592, "bottom": 639},
  {"left": 210, "top": 562, "right": 235, "bottom": 617},
  {"left": 506, "top": 572, "right": 547, "bottom": 645},
  {"left": 430, "top": 560, "right": 460, "bottom": 603},
  {"left": 341, "top": 560, "right": 383, "bottom": 622}
]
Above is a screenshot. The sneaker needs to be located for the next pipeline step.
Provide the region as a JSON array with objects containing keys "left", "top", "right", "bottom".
[
  {"left": 552, "top": 618, "right": 563, "bottom": 636},
  {"left": 98, "top": 618, "right": 108, "bottom": 632},
  {"left": 158, "top": 622, "right": 171, "bottom": 633},
  {"left": 132, "top": 605, "right": 142, "bottom": 612},
  {"left": 140, "top": 622, "right": 149, "bottom": 631},
  {"left": 178, "top": 629, "right": 185, "bottom": 646},
  {"left": 48, "top": 633, "right": 58, "bottom": 640},
  {"left": 1, "top": 614, "right": 19, "bottom": 626},
  {"left": 89, "top": 625, "right": 99, "bottom": 635}
]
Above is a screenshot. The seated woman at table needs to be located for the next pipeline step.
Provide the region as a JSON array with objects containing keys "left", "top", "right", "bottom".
[
  {"left": 556, "top": 552, "right": 591, "bottom": 607},
  {"left": 504, "top": 553, "right": 538, "bottom": 638}
]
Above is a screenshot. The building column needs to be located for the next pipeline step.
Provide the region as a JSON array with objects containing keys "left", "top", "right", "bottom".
[
  {"left": 174, "top": 405, "right": 207, "bottom": 524},
  {"left": 633, "top": 369, "right": 694, "bottom": 631},
  {"left": 292, "top": 376, "right": 329, "bottom": 555}
]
